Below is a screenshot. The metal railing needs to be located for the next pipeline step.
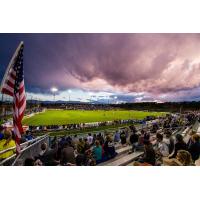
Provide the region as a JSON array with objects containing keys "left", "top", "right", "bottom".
[{"left": 0, "top": 134, "right": 49, "bottom": 166}]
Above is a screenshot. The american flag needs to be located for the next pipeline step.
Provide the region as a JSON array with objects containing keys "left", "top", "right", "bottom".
[{"left": 0, "top": 42, "right": 26, "bottom": 153}]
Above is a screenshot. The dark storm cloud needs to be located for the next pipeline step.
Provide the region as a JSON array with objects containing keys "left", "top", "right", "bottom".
[{"left": 1, "top": 33, "right": 200, "bottom": 101}]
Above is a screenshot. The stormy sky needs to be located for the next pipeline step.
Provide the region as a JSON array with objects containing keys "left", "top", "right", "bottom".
[{"left": 1, "top": 33, "right": 200, "bottom": 103}]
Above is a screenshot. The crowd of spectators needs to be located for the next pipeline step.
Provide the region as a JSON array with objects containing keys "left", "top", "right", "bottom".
[
  {"left": 27, "top": 118, "right": 144, "bottom": 133},
  {"left": 21, "top": 112, "right": 200, "bottom": 166},
  {"left": 1, "top": 111, "right": 200, "bottom": 166}
]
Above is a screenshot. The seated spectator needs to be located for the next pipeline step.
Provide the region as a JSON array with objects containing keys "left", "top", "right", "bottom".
[
  {"left": 104, "top": 135, "right": 116, "bottom": 159},
  {"left": 84, "top": 138, "right": 90, "bottom": 151},
  {"left": 142, "top": 129, "right": 150, "bottom": 142},
  {"left": 76, "top": 154, "right": 86, "bottom": 166},
  {"left": 163, "top": 131, "right": 174, "bottom": 154},
  {"left": 51, "top": 136, "right": 58, "bottom": 149},
  {"left": 0, "top": 130, "right": 15, "bottom": 160},
  {"left": 38, "top": 142, "right": 59, "bottom": 166},
  {"left": 61, "top": 142, "right": 76, "bottom": 165},
  {"left": 97, "top": 133, "right": 104, "bottom": 145},
  {"left": 0, "top": 126, "right": 4, "bottom": 140},
  {"left": 188, "top": 134, "right": 200, "bottom": 162},
  {"left": 169, "top": 134, "right": 187, "bottom": 158},
  {"left": 137, "top": 140, "right": 156, "bottom": 166},
  {"left": 85, "top": 149, "right": 96, "bottom": 166},
  {"left": 154, "top": 133, "right": 169, "bottom": 158},
  {"left": 129, "top": 125, "right": 137, "bottom": 134},
  {"left": 77, "top": 138, "right": 85, "bottom": 154},
  {"left": 25, "top": 131, "right": 33, "bottom": 141},
  {"left": 120, "top": 130, "right": 126, "bottom": 146},
  {"left": 187, "top": 130, "right": 196, "bottom": 149},
  {"left": 92, "top": 140, "right": 102, "bottom": 164},
  {"left": 73, "top": 134, "right": 79, "bottom": 148},
  {"left": 114, "top": 131, "right": 120, "bottom": 143},
  {"left": 163, "top": 150, "right": 193, "bottom": 166},
  {"left": 92, "top": 134, "right": 97, "bottom": 145}
]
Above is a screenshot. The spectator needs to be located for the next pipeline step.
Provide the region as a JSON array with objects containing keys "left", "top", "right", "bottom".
[
  {"left": 92, "top": 140, "right": 102, "bottom": 164},
  {"left": 0, "top": 126, "right": 4, "bottom": 140},
  {"left": 84, "top": 138, "right": 90, "bottom": 151},
  {"left": 155, "top": 133, "right": 169, "bottom": 158},
  {"left": 163, "top": 150, "right": 193, "bottom": 166},
  {"left": 104, "top": 135, "right": 116, "bottom": 159},
  {"left": 87, "top": 133, "right": 93, "bottom": 145},
  {"left": 76, "top": 154, "right": 86, "bottom": 166},
  {"left": 138, "top": 140, "right": 156, "bottom": 166},
  {"left": 51, "top": 136, "right": 58, "bottom": 149},
  {"left": 61, "top": 142, "right": 76, "bottom": 165},
  {"left": 120, "top": 130, "right": 126, "bottom": 146},
  {"left": 114, "top": 131, "right": 120, "bottom": 143},
  {"left": 169, "top": 134, "right": 187, "bottom": 158},
  {"left": 92, "top": 134, "right": 97, "bottom": 145},
  {"left": 77, "top": 138, "right": 85, "bottom": 154},
  {"left": 129, "top": 131, "right": 139, "bottom": 152},
  {"left": 73, "top": 134, "right": 79, "bottom": 149},
  {"left": 0, "top": 130, "right": 15, "bottom": 160},
  {"left": 163, "top": 131, "right": 175, "bottom": 154},
  {"left": 38, "top": 142, "right": 59, "bottom": 166},
  {"left": 188, "top": 134, "right": 200, "bottom": 162}
]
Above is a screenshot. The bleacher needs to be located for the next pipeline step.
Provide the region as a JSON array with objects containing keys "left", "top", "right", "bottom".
[{"left": 1, "top": 113, "right": 199, "bottom": 166}]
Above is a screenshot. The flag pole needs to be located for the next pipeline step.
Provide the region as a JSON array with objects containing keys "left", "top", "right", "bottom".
[{"left": 0, "top": 41, "right": 24, "bottom": 93}]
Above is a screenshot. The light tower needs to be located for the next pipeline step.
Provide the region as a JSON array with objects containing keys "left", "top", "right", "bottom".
[
  {"left": 51, "top": 87, "right": 58, "bottom": 102},
  {"left": 68, "top": 89, "right": 72, "bottom": 102}
]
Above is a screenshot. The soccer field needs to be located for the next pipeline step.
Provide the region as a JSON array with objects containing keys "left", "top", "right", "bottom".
[{"left": 22, "top": 109, "right": 167, "bottom": 126}]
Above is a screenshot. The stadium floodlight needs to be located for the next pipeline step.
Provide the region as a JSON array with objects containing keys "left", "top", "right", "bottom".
[
  {"left": 51, "top": 87, "right": 58, "bottom": 92},
  {"left": 68, "top": 89, "right": 72, "bottom": 102},
  {"left": 51, "top": 87, "right": 58, "bottom": 102},
  {"left": 114, "top": 96, "right": 117, "bottom": 104}
]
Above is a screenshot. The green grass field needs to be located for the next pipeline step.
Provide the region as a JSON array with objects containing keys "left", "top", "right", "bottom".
[{"left": 22, "top": 109, "right": 167, "bottom": 126}]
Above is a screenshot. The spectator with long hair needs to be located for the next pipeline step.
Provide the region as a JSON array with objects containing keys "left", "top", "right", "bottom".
[
  {"left": 169, "top": 134, "right": 187, "bottom": 158},
  {"left": 188, "top": 134, "right": 200, "bottom": 162},
  {"left": 163, "top": 150, "right": 193, "bottom": 166}
]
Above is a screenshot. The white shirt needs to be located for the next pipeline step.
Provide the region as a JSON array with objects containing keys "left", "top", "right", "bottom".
[
  {"left": 87, "top": 136, "right": 93, "bottom": 145},
  {"left": 158, "top": 142, "right": 169, "bottom": 157}
]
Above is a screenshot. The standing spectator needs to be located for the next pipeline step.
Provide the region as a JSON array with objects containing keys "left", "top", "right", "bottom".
[
  {"left": 129, "top": 131, "right": 139, "bottom": 152},
  {"left": 188, "top": 134, "right": 200, "bottom": 162}
]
